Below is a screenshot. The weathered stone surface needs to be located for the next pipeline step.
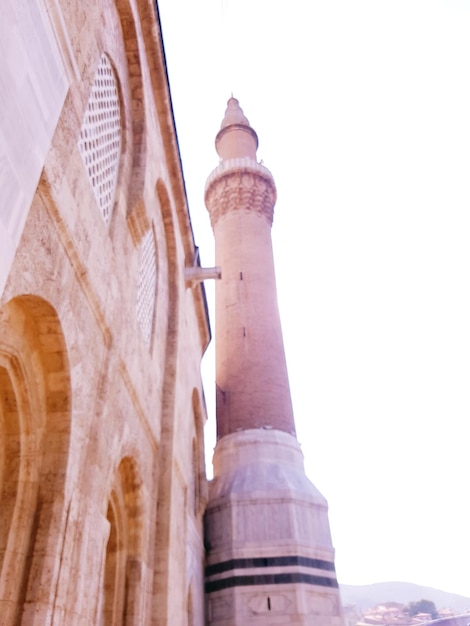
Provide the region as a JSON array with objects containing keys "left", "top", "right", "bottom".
[{"left": 0, "top": 2, "right": 209, "bottom": 625}]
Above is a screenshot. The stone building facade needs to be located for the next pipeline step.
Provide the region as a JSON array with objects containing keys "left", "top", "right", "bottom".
[
  {"left": 0, "top": 1, "right": 346, "bottom": 625},
  {"left": 0, "top": 1, "right": 210, "bottom": 624}
]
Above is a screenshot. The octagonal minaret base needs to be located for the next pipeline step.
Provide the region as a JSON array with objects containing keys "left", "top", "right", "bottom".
[{"left": 204, "top": 429, "right": 344, "bottom": 626}]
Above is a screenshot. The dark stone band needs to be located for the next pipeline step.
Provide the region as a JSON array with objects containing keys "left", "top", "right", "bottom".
[
  {"left": 205, "top": 555, "right": 336, "bottom": 578},
  {"left": 205, "top": 572, "right": 339, "bottom": 594}
]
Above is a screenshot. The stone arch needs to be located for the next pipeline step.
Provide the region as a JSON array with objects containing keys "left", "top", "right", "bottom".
[
  {"left": 156, "top": 178, "right": 180, "bottom": 386},
  {"left": 152, "top": 178, "right": 181, "bottom": 624},
  {"left": 191, "top": 389, "right": 206, "bottom": 518},
  {"left": 114, "top": 0, "right": 148, "bottom": 214},
  {"left": 0, "top": 295, "right": 71, "bottom": 625},
  {"left": 101, "top": 456, "right": 145, "bottom": 626},
  {"left": 186, "top": 585, "right": 195, "bottom": 626},
  {"left": 103, "top": 490, "right": 127, "bottom": 626}
]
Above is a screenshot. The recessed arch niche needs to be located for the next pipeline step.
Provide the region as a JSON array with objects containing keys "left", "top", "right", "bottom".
[
  {"left": 101, "top": 456, "right": 145, "bottom": 626},
  {"left": 0, "top": 295, "right": 71, "bottom": 625}
]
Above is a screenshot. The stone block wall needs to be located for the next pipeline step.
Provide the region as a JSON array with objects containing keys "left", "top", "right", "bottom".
[{"left": 0, "top": 1, "right": 210, "bottom": 625}]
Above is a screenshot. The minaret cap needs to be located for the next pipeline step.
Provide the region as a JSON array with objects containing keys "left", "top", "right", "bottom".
[{"left": 215, "top": 97, "right": 259, "bottom": 161}]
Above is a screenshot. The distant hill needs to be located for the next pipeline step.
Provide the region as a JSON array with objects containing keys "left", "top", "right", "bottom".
[{"left": 340, "top": 582, "right": 470, "bottom": 614}]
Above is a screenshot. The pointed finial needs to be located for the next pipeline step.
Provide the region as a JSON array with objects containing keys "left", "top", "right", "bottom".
[
  {"left": 220, "top": 96, "right": 251, "bottom": 131},
  {"left": 216, "top": 97, "right": 259, "bottom": 161}
]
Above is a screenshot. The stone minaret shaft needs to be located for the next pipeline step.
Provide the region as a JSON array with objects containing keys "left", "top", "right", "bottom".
[
  {"left": 205, "top": 97, "right": 295, "bottom": 439},
  {"left": 204, "top": 98, "right": 343, "bottom": 626}
]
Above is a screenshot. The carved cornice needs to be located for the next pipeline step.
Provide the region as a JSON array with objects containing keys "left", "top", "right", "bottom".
[{"left": 205, "top": 158, "right": 277, "bottom": 228}]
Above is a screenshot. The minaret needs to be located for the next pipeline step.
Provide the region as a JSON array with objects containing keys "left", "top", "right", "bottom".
[{"left": 204, "top": 98, "right": 344, "bottom": 626}]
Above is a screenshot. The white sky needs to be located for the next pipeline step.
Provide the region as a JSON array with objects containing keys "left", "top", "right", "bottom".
[{"left": 158, "top": 0, "right": 470, "bottom": 599}]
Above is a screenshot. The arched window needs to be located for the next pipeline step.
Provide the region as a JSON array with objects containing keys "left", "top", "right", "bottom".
[{"left": 78, "top": 53, "right": 122, "bottom": 224}]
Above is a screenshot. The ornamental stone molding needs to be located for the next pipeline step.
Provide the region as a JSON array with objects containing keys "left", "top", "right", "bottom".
[{"left": 204, "top": 157, "right": 277, "bottom": 228}]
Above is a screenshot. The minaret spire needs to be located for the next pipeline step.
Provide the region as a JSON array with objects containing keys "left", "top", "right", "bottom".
[
  {"left": 204, "top": 98, "right": 344, "bottom": 626},
  {"left": 215, "top": 97, "right": 258, "bottom": 160}
]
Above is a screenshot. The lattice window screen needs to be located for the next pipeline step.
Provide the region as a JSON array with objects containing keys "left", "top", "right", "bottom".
[
  {"left": 78, "top": 54, "right": 121, "bottom": 223},
  {"left": 137, "top": 230, "right": 157, "bottom": 348}
]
